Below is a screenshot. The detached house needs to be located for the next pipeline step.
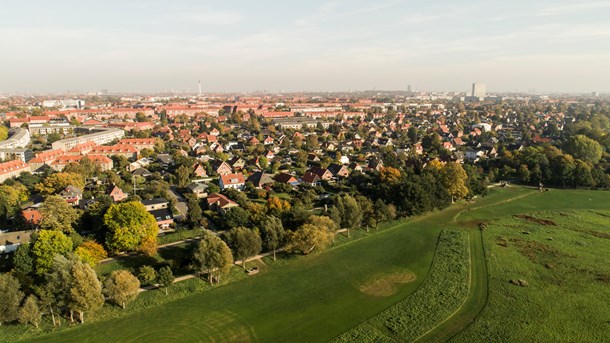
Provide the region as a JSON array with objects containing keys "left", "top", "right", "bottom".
[
  {"left": 106, "top": 184, "right": 127, "bottom": 202},
  {"left": 211, "top": 160, "right": 233, "bottom": 175},
  {"left": 219, "top": 173, "right": 246, "bottom": 190},
  {"left": 327, "top": 163, "right": 349, "bottom": 178},
  {"left": 274, "top": 173, "right": 300, "bottom": 186},
  {"left": 307, "top": 166, "right": 333, "bottom": 181},
  {"left": 300, "top": 171, "right": 321, "bottom": 186},
  {"left": 60, "top": 185, "right": 83, "bottom": 206},
  {"left": 206, "top": 193, "right": 239, "bottom": 214}
]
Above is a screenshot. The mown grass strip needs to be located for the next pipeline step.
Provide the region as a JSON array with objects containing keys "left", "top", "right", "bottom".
[{"left": 334, "top": 229, "right": 470, "bottom": 343}]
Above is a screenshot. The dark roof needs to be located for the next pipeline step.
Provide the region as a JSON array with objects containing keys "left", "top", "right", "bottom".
[
  {"left": 274, "top": 172, "right": 298, "bottom": 184},
  {"left": 247, "top": 171, "right": 275, "bottom": 188},
  {"left": 327, "top": 163, "right": 346, "bottom": 175},
  {"left": 142, "top": 198, "right": 168, "bottom": 206},
  {"left": 148, "top": 208, "right": 173, "bottom": 221},
  {"left": 132, "top": 168, "right": 152, "bottom": 176}
]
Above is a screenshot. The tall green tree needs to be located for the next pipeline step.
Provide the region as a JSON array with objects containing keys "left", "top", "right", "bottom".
[
  {"left": 186, "top": 194, "right": 203, "bottom": 228},
  {"left": 39, "top": 195, "right": 80, "bottom": 233},
  {"left": 12, "top": 243, "right": 34, "bottom": 275},
  {"left": 193, "top": 232, "right": 234, "bottom": 284},
  {"left": 227, "top": 227, "right": 262, "bottom": 269},
  {"left": 69, "top": 261, "right": 104, "bottom": 323},
  {"left": 0, "top": 273, "right": 24, "bottom": 325},
  {"left": 260, "top": 216, "right": 285, "bottom": 260},
  {"left": 31, "top": 230, "right": 73, "bottom": 275},
  {"left": 333, "top": 194, "right": 362, "bottom": 237},
  {"left": 563, "top": 134, "right": 603, "bottom": 164},
  {"left": 44, "top": 255, "right": 77, "bottom": 327},
  {"left": 176, "top": 164, "right": 192, "bottom": 188},
  {"left": 157, "top": 266, "right": 175, "bottom": 295},
  {"left": 373, "top": 199, "right": 396, "bottom": 229},
  {"left": 104, "top": 270, "right": 140, "bottom": 309}
]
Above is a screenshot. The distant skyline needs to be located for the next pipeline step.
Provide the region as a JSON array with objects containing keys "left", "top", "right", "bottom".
[{"left": 1, "top": 0, "right": 609, "bottom": 93}]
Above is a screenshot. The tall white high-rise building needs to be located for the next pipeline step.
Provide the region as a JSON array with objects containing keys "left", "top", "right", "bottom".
[{"left": 471, "top": 82, "right": 486, "bottom": 98}]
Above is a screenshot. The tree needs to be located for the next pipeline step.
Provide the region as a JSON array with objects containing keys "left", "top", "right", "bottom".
[
  {"left": 157, "top": 266, "right": 175, "bottom": 295},
  {"left": 104, "top": 202, "right": 158, "bottom": 254},
  {"left": 12, "top": 243, "right": 34, "bottom": 275},
  {"left": 186, "top": 194, "right": 203, "bottom": 228},
  {"left": 379, "top": 167, "right": 401, "bottom": 184},
  {"left": 223, "top": 207, "right": 251, "bottom": 229},
  {"left": 193, "top": 232, "right": 234, "bottom": 284},
  {"left": 563, "top": 134, "right": 603, "bottom": 164},
  {"left": 44, "top": 255, "right": 76, "bottom": 327},
  {"left": 176, "top": 164, "right": 192, "bottom": 188},
  {"left": 440, "top": 162, "right": 469, "bottom": 202},
  {"left": 373, "top": 199, "right": 396, "bottom": 229},
  {"left": 259, "top": 156, "right": 268, "bottom": 170},
  {"left": 0, "top": 183, "right": 28, "bottom": 224},
  {"left": 227, "top": 227, "right": 262, "bottom": 269},
  {"left": 19, "top": 295, "right": 41, "bottom": 328},
  {"left": 39, "top": 195, "right": 80, "bottom": 233},
  {"left": 74, "top": 241, "right": 108, "bottom": 267},
  {"left": 287, "top": 223, "right": 333, "bottom": 255},
  {"left": 31, "top": 230, "right": 73, "bottom": 275},
  {"left": 0, "top": 125, "right": 8, "bottom": 141},
  {"left": 0, "top": 273, "right": 24, "bottom": 325},
  {"left": 260, "top": 216, "right": 285, "bottom": 260},
  {"left": 266, "top": 197, "right": 291, "bottom": 216},
  {"left": 333, "top": 194, "right": 362, "bottom": 237},
  {"left": 34, "top": 172, "right": 84, "bottom": 195},
  {"left": 104, "top": 270, "right": 140, "bottom": 309},
  {"left": 355, "top": 195, "right": 375, "bottom": 230},
  {"left": 69, "top": 261, "right": 104, "bottom": 323},
  {"left": 137, "top": 265, "right": 157, "bottom": 286},
  {"left": 306, "top": 215, "right": 338, "bottom": 242}
]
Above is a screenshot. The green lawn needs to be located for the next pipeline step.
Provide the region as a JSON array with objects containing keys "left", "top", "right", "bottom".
[
  {"left": 451, "top": 209, "right": 610, "bottom": 342},
  {"left": 15, "top": 187, "right": 610, "bottom": 343}
]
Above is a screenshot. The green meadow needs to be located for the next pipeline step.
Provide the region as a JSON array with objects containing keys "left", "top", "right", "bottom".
[{"left": 9, "top": 187, "right": 609, "bottom": 342}]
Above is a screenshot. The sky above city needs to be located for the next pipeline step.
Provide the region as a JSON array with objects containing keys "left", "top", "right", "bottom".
[{"left": 1, "top": 0, "right": 609, "bottom": 94}]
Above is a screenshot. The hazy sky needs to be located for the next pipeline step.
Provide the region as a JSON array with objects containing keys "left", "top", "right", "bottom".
[{"left": 1, "top": 0, "right": 609, "bottom": 93}]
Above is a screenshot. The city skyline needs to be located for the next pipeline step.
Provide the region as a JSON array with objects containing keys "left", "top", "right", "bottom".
[{"left": 1, "top": 0, "right": 609, "bottom": 93}]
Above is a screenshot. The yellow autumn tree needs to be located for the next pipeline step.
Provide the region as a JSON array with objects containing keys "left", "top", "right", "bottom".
[{"left": 440, "top": 162, "right": 469, "bottom": 202}]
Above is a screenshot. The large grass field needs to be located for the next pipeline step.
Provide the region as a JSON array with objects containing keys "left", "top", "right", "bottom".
[
  {"left": 451, "top": 209, "right": 610, "bottom": 342},
  {"left": 13, "top": 187, "right": 610, "bottom": 342}
]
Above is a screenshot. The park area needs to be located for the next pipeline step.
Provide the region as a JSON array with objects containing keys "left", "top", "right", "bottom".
[{"left": 7, "top": 187, "right": 610, "bottom": 342}]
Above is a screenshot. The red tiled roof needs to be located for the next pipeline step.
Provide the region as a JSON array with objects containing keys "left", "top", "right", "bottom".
[
  {"left": 220, "top": 173, "right": 245, "bottom": 185},
  {"left": 0, "top": 160, "right": 29, "bottom": 174}
]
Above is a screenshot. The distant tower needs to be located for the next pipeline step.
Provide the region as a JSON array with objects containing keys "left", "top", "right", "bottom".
[
  {"left": 471, "top": 82, "right": 486, "bottom": 98},
  {"left": 198, "top": 80, "right": 202, "bottom": 95},
  {"left": 407, "top": 85, "right": 412, "bottom": 93}
]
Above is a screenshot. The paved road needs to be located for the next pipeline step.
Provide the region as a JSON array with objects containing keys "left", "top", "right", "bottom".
[{"left": 168, "top": 186, "right": 188, "bottom": 220}]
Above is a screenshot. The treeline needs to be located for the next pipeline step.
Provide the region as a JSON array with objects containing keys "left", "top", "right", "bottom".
[{"left": 486, "top": 135, "right": 610, "bottom": 188}]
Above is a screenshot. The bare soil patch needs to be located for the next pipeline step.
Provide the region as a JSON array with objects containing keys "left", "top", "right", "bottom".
[
  {"left": 359, "top": 270, "right": 417, "bottom": 297},
  {"left": 514, "top": 214, "right": 556, "bottom": 226}
]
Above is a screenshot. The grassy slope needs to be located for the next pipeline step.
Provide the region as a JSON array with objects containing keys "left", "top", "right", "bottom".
[
  {"left": 451, "top": 209, "right": 610, "bottom": 343},
  {"left": 17, "top": 187, "right": 609, "bottom": 343}
]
